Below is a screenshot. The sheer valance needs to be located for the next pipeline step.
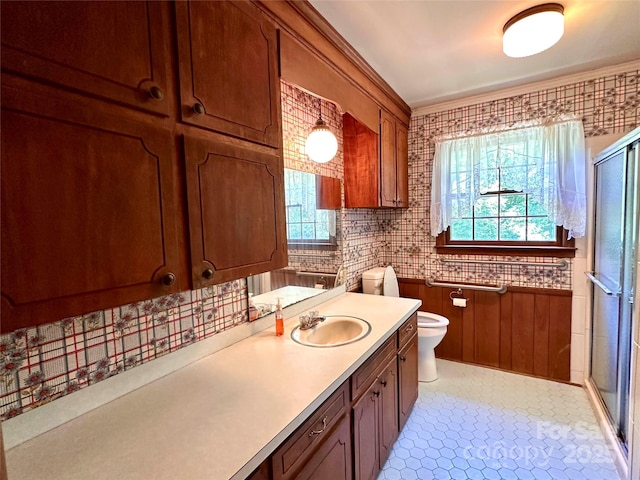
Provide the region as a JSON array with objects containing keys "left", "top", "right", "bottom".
[{"left": 430, "top": 117, "right": 586, "bottom": 239}]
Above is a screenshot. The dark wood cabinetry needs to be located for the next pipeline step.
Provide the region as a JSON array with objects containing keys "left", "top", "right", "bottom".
[
  {"left": 272, "top": 382, "right": 350, "bottom": 480},
  {"left": 380, "top": 110, "right": 409, "bottom": 208},
  {"left": 378, "top": 357, "right": 399, "bottom": 469},
  {"left": 1, "top": 78, "right": 185, "bottom": 331},
  {"left": 398, "top": 333, "right": 419, "bottom": 430},
  {"left": 1, "top": 1, "right": 285, "bottom": 332},
  {"left": 343, "top": 111, "right": 408, "bottom": 208},
  {"left": 175, "top": 0, "right": 281, "bottom": 148},
  {"left": 1, "top": 1, "right": 173, "bottom": 117},
  {"left": 183, "top": 136, "right": 287, "bottom": 287},
  {"left": 352, "top": 381, "right": 380, "bottom": 480}
]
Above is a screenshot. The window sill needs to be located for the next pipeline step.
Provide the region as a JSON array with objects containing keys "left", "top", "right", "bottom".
[{"left": 435, "top": 245, "right": 576, "bottom": 258}]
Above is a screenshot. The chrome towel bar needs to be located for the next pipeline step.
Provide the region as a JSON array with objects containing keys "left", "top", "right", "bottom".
[{"left": 425, "top": 279, "right": 508, "bottom": 294}]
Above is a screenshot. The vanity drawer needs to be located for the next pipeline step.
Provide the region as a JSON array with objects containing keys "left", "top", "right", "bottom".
[
  {"left": 351, "top": 333, "right": 397, "bottom": 401},
  {"left": 272, "top": 380, "right": 349, "bottom": 480},
  {"left": 398, "top": 313, "right": 418, "bottom": 349}
]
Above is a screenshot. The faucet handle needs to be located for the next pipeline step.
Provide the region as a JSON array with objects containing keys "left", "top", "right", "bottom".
[
  {"left": 308, "top": 310, "right": 319, "bottom": 318},
  {"left": 299, "top": 315, "right": 310, "bottom": 327}
]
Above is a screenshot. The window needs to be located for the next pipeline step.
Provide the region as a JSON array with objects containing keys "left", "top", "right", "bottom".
[
  {"left": 431, "top": 118, "right": 585, "bottom": 255},
  {"left": 284, "top": 169, "right": 337, "bottom": 247}
]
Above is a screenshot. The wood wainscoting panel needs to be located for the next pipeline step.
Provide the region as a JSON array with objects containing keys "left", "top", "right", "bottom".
[{"left": 398, "top": 279, "right": 572, "bottom": 382}]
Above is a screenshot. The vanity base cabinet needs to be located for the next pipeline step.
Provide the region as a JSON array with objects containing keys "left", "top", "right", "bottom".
[
  {"left": 294, "top": 414, "right": 352, "bottom": 480},
  {"left": 352, "top": 382, "right": 380, "bottom": 480},
  {"left": 398, "top": 332, "right": 419, "bottom": 430},
  {"left": 264, "top": 316, "right": 419, "bottom": 480}
]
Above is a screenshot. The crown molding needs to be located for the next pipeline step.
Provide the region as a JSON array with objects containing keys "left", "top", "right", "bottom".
[{"left": 412, "top": 59, "right": 640, "bottom": 118}]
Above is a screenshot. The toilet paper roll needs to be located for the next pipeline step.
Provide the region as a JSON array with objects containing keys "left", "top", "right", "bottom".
[{"left": 453, "top": 297, "right": 467, "bottom": 308}]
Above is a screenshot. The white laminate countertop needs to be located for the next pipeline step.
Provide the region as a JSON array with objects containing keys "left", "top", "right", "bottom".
[{"left": 6, "top": 292, "right": 420, "bottom": 480}]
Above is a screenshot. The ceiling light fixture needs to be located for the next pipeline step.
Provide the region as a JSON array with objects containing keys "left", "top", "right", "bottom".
[
  {"left": 503, "top": 3, "right": 564, "bottom": 58},
  {"left": 305, "top": 99, "right": 338, "bottom": 164}
]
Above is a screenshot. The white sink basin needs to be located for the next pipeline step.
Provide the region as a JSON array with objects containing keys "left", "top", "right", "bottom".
[{"left": 291, "top": 315, "right": 371, "bottom": 347}]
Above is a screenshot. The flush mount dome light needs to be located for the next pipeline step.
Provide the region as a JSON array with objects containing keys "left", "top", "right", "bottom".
[
  {"left": 503, "top": 3, "right": 564, "bottom": 58},
  {"left": 305, "top": 99, "right": 338, "bottom": 164}
]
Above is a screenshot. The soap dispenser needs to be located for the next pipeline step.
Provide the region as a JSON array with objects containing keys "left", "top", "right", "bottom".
[{"left": 275, "top": 297, "right": 284, "bottom": 336}]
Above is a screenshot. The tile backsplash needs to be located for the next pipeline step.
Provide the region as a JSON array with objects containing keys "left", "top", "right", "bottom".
[{"left": 0, "top": 281, "right": 247, "bottom": 420}]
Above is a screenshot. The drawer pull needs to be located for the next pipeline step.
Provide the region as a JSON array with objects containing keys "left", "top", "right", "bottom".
[
  {"left": 380, "top": 379, "right": 387, "bottom": 387},
  {"left": 308, "top": 416, "right": 327, "bottom": 437},
  {"left": 406, "top": 324, "right": 414, "bottom": 332}
]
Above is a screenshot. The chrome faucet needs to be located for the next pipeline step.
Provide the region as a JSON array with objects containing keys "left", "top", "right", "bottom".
[{"left": 299, "top": 310, "right": 326, "bottom": 330}]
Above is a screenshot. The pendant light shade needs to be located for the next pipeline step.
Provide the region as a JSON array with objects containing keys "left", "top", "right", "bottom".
[
  {"left": 503, "top": 3, "right": 564, "bottom": 58},
  {"left": 305, "top": 101, "right": 338, "bottom": 164}
]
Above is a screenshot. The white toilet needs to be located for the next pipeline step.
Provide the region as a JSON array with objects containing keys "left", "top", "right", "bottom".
[{"left": 362, "top": 266, "right": 449, "bottom": 382}]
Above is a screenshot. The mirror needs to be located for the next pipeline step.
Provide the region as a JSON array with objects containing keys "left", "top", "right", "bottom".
[{"left": 247, "top": 168, "right": 345, "bottom": 318}]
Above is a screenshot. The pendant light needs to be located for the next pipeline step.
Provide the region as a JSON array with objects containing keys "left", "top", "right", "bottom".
[
  {"left": 503, "top": 3, "right": 564, "bottom": 58},
  {"left": 305, "top": 99, "right": 338, "bottom": 164}
]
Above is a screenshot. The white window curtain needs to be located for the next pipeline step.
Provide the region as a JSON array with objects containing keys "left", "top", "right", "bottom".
[{"left": 430, "top": 117, "right": 586, "bottom": 239}]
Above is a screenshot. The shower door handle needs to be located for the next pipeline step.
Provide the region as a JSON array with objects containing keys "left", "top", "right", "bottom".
[{"left": 585, "top": 272, "right": 621, "bottom": 296}]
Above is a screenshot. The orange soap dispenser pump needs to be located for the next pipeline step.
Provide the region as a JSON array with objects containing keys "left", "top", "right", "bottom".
[{"left": 275, "top": 297, "right": 284, "bottom": 336}]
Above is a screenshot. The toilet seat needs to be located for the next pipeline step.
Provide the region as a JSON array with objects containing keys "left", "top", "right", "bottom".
[
  {"left": 382, "top": 266, "right": 399, "bottom": 297},
  {"left": 417, "top": 312, "right": 450, "bottom": 328}
]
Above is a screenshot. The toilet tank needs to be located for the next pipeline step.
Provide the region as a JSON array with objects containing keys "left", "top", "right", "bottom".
[{"left": 362, "top": 267, "right": 386, "bottom": 295}]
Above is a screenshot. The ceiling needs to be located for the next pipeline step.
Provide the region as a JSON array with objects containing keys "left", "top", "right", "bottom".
[{"left": 308, "top": 1, "right": 640, "bottom": 109}]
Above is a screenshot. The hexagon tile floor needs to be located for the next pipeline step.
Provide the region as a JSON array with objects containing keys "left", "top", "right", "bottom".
[{"left": 379, "top": 360, "right": 622, "bottom": 480}]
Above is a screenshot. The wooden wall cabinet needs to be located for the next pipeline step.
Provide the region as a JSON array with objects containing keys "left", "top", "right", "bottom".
[
  {"left": 1, "top": 78, "right": 185, "bottom": 332},
  {"left": 183, "top": 136, "right": 287, "bottom": 288},
  {"left": 1, "top": 0, "right": 286, "bottom": 332},
  {"left": 175, "top": 0, "right": 281, "bottom": 148},
  {"left": 0, "top": 1, "right": 173, "bottom": 117},
  {"left": 343, "top": 111, "right": 408, "bottom": 209}
]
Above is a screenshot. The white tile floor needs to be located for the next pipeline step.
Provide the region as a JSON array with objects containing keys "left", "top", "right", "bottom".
[{"left": 379, "top": 360, "right": 622, "bottom": 480}]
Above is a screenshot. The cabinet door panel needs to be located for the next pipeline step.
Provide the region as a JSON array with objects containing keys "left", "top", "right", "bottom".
[
  {"left": 1, "top": 1, "right": 172, "bottom": 116},
  {"left": 353, "top": 387, "right": 380, "bottom": 480},
  {"left": 295, "top": 414, "right": 352, "bottom": 480},
  {"left": 378, "top": 357, "right": 399, "bottom": 467},
  {"left": 395, "top": 122, "right": 409, "bottom": 207},
  {"left": 1, "top": 87, "right": 182, "bottom": 332},
  {"left": 399, "top": 334, "right": 419, "bottom": 430},
  {"left": 183, "top": 137, "right": 287, "bottom": 287},
  {"left": 379, "top": 110, "right": 396, "bottom": 207},
  {"left": 175, "top": 0, "right": 281, "bottom": 147}
]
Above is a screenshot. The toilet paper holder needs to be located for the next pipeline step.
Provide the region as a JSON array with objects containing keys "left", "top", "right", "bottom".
[
  {"left": 449, "top": 288, "right": 469, "bottom": 307},
  {"left": 449, "top": 288, "right": 468, "bottom": 301}
]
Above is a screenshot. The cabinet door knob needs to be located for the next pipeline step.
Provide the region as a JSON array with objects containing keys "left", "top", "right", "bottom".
[
  {"left": 406, "top": 324, "right": 414, "bottom": 332},
  {"left": 202, "top": 268, "right": 214, "bottom": 280},
  {"left": 399, "top": 355, "right": 406, "bottom": 362},
  {"left": 373, "top": 390, "right": 380, "bottom": 397},
  {"left": 162, "top": 273, "right": 176, "bottom": 286},
  {"left": 148, "top": 86, "right": 164, "bottom": 100},
  {"left": 193, "top": 103, "right": 205, "bottom": 115},
  {"left": 380, "top": 379, "right": 387, "bottom": 387}
]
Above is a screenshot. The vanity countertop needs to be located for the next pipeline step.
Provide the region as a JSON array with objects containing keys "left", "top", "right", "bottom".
[{"left": 6, "top": 292, "right": 421, "bottom": 480}]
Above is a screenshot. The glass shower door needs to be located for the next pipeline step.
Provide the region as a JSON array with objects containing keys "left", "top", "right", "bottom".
[{"left": 590, "top": 146, "right": 628, "bottom": 443}]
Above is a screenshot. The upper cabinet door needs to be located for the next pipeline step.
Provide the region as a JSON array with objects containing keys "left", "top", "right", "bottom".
[
  {"left": 175, "top": 1, "right": 281, "bottom": 148},
  {"left": 1, "top": 80, "right": 184, "bottom": 333},
  {"left": 379, "top": 110, "right": 397, "bottom": 207},
  {"left": 1, "top": 1, "right": 173, "bottom": 116},
  {"left": 183, "top": 136, "right": 287, "bottom": 288},
  {"left": 395, "top": 122, "right": 409, "bottom": 207}
]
